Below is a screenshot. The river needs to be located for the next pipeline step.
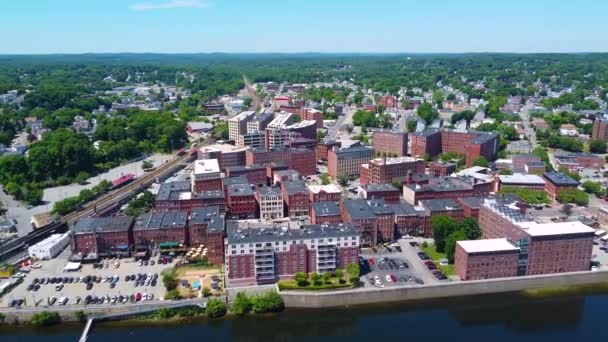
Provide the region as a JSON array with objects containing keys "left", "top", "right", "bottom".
[{"left": 0, "top": 292, "right": 604, "bottom": 341}]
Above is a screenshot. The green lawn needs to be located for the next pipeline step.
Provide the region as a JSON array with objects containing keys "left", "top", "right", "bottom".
[
  {"left": 278, "top": 275, "right": 354, "bottom": 291},
  {"left": 421, "top": 244, "right": 456, "bottom": 276}
]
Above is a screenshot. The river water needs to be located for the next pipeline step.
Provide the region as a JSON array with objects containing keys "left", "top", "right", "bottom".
[{"left": 0, "top": 292, "right": 604, "bottom": 341}]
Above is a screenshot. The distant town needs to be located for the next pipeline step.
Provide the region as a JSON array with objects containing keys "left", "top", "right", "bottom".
[{"left": 1, "top": 54, "right": 608, "bottom": 323}]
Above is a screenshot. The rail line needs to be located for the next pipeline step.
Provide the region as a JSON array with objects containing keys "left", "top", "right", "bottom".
[{"left": 0, "top": 152, "right": 195, "bottom": 261}]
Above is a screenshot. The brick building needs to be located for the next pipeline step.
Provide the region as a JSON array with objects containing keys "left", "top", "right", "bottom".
[
  {"left": 246, "top": 147, "right": 316, "bottom": 176},
  {"left": 372, "top": 130, "right": 408, "bottom": 157},
  {"left": 71, "top": 216, "right": 135, "bottom": 258},
  {"left": 391, "top": 203, "right": 428, "bottom": 237},
  {"left": 498, "top": 174, "right": 546, "bottom": 191},
  {"left": 592, "top": 114, "right": 608, "bottom": 141},
  {"left": 543, "top": 171, "right": 579, "bottom": 200},
  {"left": 360, "top": 156, "right": 426, "bottom": 185},
  {"left": 475, "top": 196, "right": 594, "bottom": 277},
  {"left": 367, "top": 199, "right": 396, "bottom": 243},
  {"left": 246, "top": 112, "right": 274, "bottom": 134},
  {"left": 455, "top": 239, "right": 520, "bottom": 281},
  {"left": 512, "top": 154, "right": 544, "bottom": 173},
  {"left": 226, "top": 184, "right": 257, "bottom": 220},
  {"left": 316, "top": 139, "right": 341, "bottom": 161},
  {"left": 285, "top": 120, "right": 317, "bottom": 141},
  {"left": 419, "top": 199, "right": 465, "bottom": 221},
  {"left": 281, "top": 180, "right": 309, "bottom": 217},
  {"left": 328, "top": 146, "right": 375, "bottom": 179},
  {"left": 238, "top": 131, "right": 265, "bottom": 149},
  {"left": 155, "top": 181, "right": 226, "bottom": 213},
  {"left": 226, "top": 165, "right": 268, "bottom": 186},
  {"left": 222, "top": 175, "right": 249, "bottom": 198},
  {"left": 403, "top": 176, "right": 493, "bottom": 205},
  {"left": 555, "top": 152, "right": 605, "bottom": 171},
  {"left": 189, "top": 206, "right": 225, "bottom": 265},
  {"left": 225, "top": 221, "right": 360, "bottom": 286},
  {"left": 199, "top": 143, "right": 249, "bottom": 170},
  {"left": 133, "top": 212, "right": 188, "bottom": 252},
  {"left": 341, "top": 199, "right": 379, "bottom": 246},
  {"left": 358, "top": 183, "right": 401, "bottom": 204},
  {"left": 410, "top": 128, "right": 499, "bottom": 167},
  {"left": 429, "top": 160, "right": 457, "bottom": 177},
  {"left": 307, "top": 184, "right": 342, "bottom": 205},
  {"left": 311, "top": 202, "right": 342, "bottom": 225},
  {"left": 192, "top": 159, "right": 222, "bottom": 193}
]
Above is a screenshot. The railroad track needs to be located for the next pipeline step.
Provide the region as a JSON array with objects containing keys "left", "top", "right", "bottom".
[{"left": 0, "top": 152, "right": 195, "bottom": 261}]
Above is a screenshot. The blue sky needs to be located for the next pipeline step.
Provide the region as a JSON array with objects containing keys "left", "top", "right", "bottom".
[{"left": 1, "top": 0, "right": 607, "bottom": 53}]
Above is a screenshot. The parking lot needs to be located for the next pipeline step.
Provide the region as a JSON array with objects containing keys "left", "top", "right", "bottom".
[
  {"left": 2, "top": 249, "right": 173, "bottom": 308},
  {"left": 359, "top": 238, "right": 450, "bottom": 288}
]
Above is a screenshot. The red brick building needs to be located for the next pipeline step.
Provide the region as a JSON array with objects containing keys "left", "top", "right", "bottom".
[
  {"left": 225, "top": 222, "right": 360, "bottom": 286},
  {"left": 379, "top": 95, "right": 398, "bottom": 108},
  {"left": 419, "top": 199, "right": 465, "bottom": 221},
  {"left": 192, "top": 159, "right": 222, "bottom": 193},
  {"left": 189, "top": 206, "right": 225, "bottom": 265},
  {"left": 512, "top": 154, "right": 543, "bottom": 173},
  {"left": 358, "top": 183, "right": 401, "bottom": 204},
  {"left": 307, "top": 184, "right": 342, "bottom": 205},
  {"left": 555, "top": 152, "right": 605, "bottom": 171},
  {"left": 455, "top": 239, "right": 520, "bottom": 281},
  {"left": 71, "top": 216, "right": 135, "bottom": 258},
  {"left": 360, "top": 156, "right": 426, "bottom": 185},
  {"left": 155, "top": 181, "right": 226, "bottom": 213},
  {"left": 372, "top": 130, "right": 408, "bottom": 157},
  {"left": 429, "top": 160, "right": 457, "bottom": 177},
  {"left": 246, "top": 147, "right": 316, "bottom": 176},
  {"left": 281, "top": 180, "right": 309, "bottom": 217},
  {"left": 133, "top": 212, "right": 188, "bottom": 252},
  {"left": 311, "top": 202, "right": 342, "bottom": 225},
  {"left": 302, "top": 108, "right": 324, "bottom": 128},
  {"left": 226, "top": 165, "right": 268, "bottom": 186},
  {"left": 341, "top": 199, "right": 379, "bottom": 246},
  {"left": 391, "top": 203, "right": 428, "bottom": 237},
  {"left": 199, "top": 143, "right": 249, "bottom": 171},
  {"left": 592, "top": 114, "right": 608, "bottom": 141},
  {"left": 317, "top": 140, "right": 341, "bottom": 161},
  {"left": 403, "top": 176, "right": 493, "bottom": 205},
  {"left": 226, "top": 184, "right": 257, "bottom": 220},
  {"left": 543, "top": 171, "right": 579, "bottom": 200},
  {"left": 328, "top": 146, "right": 375, "bottom": 179},
  {"left": 410, "top": 129, "right": 499, "bottom": 167}
]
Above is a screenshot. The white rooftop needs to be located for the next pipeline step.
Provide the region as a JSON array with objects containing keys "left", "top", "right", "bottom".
[
  {"left": 268, "top": 112, "right": 294, "bottom": 128},
  {"left": 370, "top": 156, "right": 422, "bottom": 165},
  {"left": 457, "top": 238, "right": 519, "bottom": 254},
  {"left": 179, "top": 192, "right": 192, "bottom": 200},
  {"left": 229, "top": 111, "right": 255, "bottom": 122},
  {"left": 194, "top": 159, "right": 220, "bottom": 174},
  {"left": 200, "top": 143, "right": 250, "bottom": 153},
  {"left": 307, "top": 184, "right": 341, "bottom": 194},
  {"left": 499, "top": 173, "right": 545, "bottom": 185},
  {"left": 518, "top": 221, "right": 595, "bottom": 237}
]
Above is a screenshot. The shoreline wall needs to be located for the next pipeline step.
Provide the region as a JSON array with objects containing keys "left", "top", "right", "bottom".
[{"left": 279, "top": 270, "right": 608, "bottom": 308}]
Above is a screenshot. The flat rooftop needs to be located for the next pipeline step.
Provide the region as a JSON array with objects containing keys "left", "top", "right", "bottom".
[
  {"left": 499, "top": 173, "right": 545, "bottom": 185},
  {"left": 458, "top": 238, "right": 520, "bottom": 254},
  {"left": 369, "top": 156, "right": 422, "bottom": 165},
  {"left": 226, "top": 222, "right": 357, "bottom": 244},
  {"left": 194, "top": 159, "right": 220, "bottom": 175},
  {"left": 73, "top": 216, "right": 134, "bottom": 234},
  {"left": 307, "top": 184, "right": 341, "bottom": 194},
  {"left": 543, "top": 171, "right": 579, "bottom": 186},
  {"left": 312, "top": 201, "right": 341, "bottom": 216},
  {"left": 134, "top": 212, "right": 188, "bottom": 231},
  {"left": 519, "top": 221, "right": 595, "bottom": 237},
  {"left": 229, "top": 110, "right": 255, "bottom": 122}
]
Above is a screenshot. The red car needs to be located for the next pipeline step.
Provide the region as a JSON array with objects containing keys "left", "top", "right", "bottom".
[
  {"left": 135, "top": 292, "right": 142, "bottom": 302},
  {"left": 390, "top": 274, "right": 397, "bottom": 283},
  {"left": 368, "top": 258, "right": 375, "bottom": 266}
]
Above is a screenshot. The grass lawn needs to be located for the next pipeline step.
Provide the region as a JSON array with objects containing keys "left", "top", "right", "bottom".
[
  {"left": 278, "top": 275, "right": 354, "bottom": 291},
  {"left": 421, "top": 244, "right": 456, "bottom": 276}
]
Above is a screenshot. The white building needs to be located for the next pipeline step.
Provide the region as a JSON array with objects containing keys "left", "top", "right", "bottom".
[
  {"left": 559, "top": 124, "right": 578, "bottom": 136},
  {"left": 256, "top": 186, "right": 284, "bottom": 220},
  {"left": 28, "top": 233, "right": 71, "bottom": 260},
  {"left": 228, "top": 111, "right": 256, "bottom": 141},
  {"left": 267, "top": 112, "right": 294, "bottom": 129}
]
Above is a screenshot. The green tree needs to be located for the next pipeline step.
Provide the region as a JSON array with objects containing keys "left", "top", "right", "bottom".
[
  {"left": 473, "top": 156, "right": 489, "bottom": 167},
  {"left": 338, "top": 173, "right": 349, "bottom": 187},
  {"left": 417, "top": 102, "right": 438, "bottom": 124},
  {"left": 582, "top": 181, "right": 602, "bottom": 195},
  {"left": 445, "top": 230, "right": 467, "bottom": 264},
  {"left": 232, "top": 292, "right": 252, "bottom": 316},
  {"left": 459, "top": 218, "right": 481, "bottom": 240},
  {"left": 142, "top": 160, "right": 154, "bottom": 170},
  {"left": 590, "top": 140, "right": 607, "bottom": 154},
  {"left": 30, "top": 311, "right": 61, "bottom": 327},
  {"left": 431, "top": 215, "right": 459, "bottom": 253},
  {"left": 560, "top": 203, "right": 573, "bottom": 218},
  {"left": 251, "top": 290, "right": 284, "bottom": 313},
  {"left": 334, "top": 268, "right": 343, "bottom": 279},
  {"left": 310, "top": 272, "right": 321, "bottom": 286},
  {"left": 407, "top": 120, "right": 417, "bottom": 132},
  {"left": 346, "top": 263, "right": 360, "bottom": 283},
  {"left": 322, "top": 272, "right": 332, "bottom": 283},
  {"left": 294, "top": 272, "right": 308, "bottom": 286},
  {"left": 320, "top": 173, "right": 331, "bottom": 185},
  {"left": 162, "top": 269, "right": 178, "bottom": 291},
  {"left": 205, "top": 298, "right": 227, "bottom": 318}
]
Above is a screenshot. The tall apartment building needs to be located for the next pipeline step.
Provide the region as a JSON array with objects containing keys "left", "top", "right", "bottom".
[
  {"left": 410, "top": 129, "right": 499, "bottom": 167},
  {"left": 229, "top": 111, "right": 256, "bottom": 141},
  {"left": 327, "top": 146, "right": 375, "bottom": 179},
  {"left": 238, "top": 131, "right": 265, "bottom": 149},
  {"left": 265, "top": 128, "right": 302, "bottom": 149},
  {"left": 247, "top": 112, "right": 274, "bottom": 133},
  {"left": 372, "top": 130, "right": 408, "bottom": 157},
  {"left": 256, "top": 186, "right": 284, "bottom": 220},
  {"left": 592, "top": 114, "right": 608, "bottom": 141},
  {"left": 360, "top": 156, "right": 426, "bottom": 185},
  {"left": 225, "top": 221, "right": 360, "bottom": 286},
  {"left": 191, "top": 159, "right": 222, "bottom": 193}
]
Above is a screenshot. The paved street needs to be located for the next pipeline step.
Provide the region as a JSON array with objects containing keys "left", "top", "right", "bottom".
[{"left": 519, "top": 104, "right": 538, "bottom": 148}]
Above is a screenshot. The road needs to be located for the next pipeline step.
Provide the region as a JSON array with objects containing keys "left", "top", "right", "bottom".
[
  {"left": 243, "top": 76, "right": 261, "bottom": 112},
  {"left": 519, "top": 104, "right": 538, "bottom": 148},
  {"left": 327, "top": 105, "right": 355, "bottom": 140}
]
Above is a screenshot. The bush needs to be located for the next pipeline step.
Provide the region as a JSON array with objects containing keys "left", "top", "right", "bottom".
[
  {"left": 31, "top": 311, "right": 61, "bottom": 327},
  {"left": 251, "top": 290, "right": 284, "bottom": 314},
  {"left": 162, "top": 269, "right": 178, "bottom": 291},
  {"left": 74, "top": 311, "right": 86, "bottom": 323},
  {"left": 206, "top": 298, "right": 227, "bottom": 318},
  {"left": 202, "top": 287, "right": 211, "bottom": 298},
  {"left": 232, "top": 292, "right": 252, "bottom": 316},
  {"left": 164, "top": 289, "right": 182, "bottom": 300}
]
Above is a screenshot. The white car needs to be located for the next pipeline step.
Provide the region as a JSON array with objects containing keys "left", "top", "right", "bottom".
[
  {"left": 385, "top": 275, "right": 392, "bottom": 283},
  {"left": 373, "top": 275, "right": 380, "bottom": 282},
  {"left": 58, "top": 297, "right": 68, "bottom": 305},
  {"left": 374, "top": 281, "right": 384, "bottom": 288}
]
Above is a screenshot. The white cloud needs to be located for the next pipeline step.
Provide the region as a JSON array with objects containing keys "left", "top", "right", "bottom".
[{"left": 130, "top": 0, "right": 208, "bottom": 11}]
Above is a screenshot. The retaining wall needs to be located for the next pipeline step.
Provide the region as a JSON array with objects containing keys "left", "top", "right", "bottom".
[{"left": 279, "top": 270, "right": 608, "bottom": 308}]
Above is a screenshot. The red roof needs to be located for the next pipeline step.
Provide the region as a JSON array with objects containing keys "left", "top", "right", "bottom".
[{"left": 112, "top": 174, "right": 135, "bottom": 187}]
